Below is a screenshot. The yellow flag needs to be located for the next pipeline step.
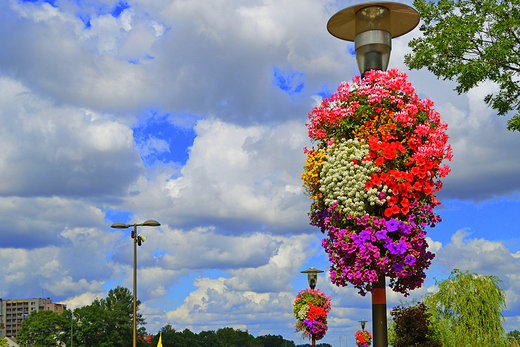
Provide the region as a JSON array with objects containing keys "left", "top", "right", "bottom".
[{"left": 157, "top": 332, "right": 163, "bottom": 347}]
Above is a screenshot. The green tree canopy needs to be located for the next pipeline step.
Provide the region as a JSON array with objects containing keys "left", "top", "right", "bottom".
[
  {"left": 17, "top": 309, "right": 68, "bottom": 347},
  {"left": 0, "top": 337, "right": 9, "bottom": 347},
  {"left": 256, "top": 334, "right": 296, "bottom": 347},
  {"left": 17, "top": 286, "right": 146, "bottom": 347},
  {"left": 94, "top": 286, "right": 146, "bottom": 347},
  {"left": 507, "top": 330, "right": 520, "bottom": 345},
  {"left": 405, "top": 0, "right": 520, "bottom": 131},
  {"left": 424, "top": 269, "right": 508, "bottom": 347}
]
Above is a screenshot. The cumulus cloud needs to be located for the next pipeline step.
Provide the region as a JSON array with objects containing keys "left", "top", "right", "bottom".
[
  {"left": 0, "top": 77, "right": 142, "bottom": 199},
  {"left": 161, "top": 276, "right": 295, "bottom": 334},
  {"left": 0, "top": 197, "right": 106, "bottom": 248},
  {"left": 0, "top": 226, "right": 120, "bottom": 300},
  {"left": 120, "top": 118, "right": 313, "bottom": 233},
  {"left": 435, "top": 229, "right": 520, "bottom": 277}
]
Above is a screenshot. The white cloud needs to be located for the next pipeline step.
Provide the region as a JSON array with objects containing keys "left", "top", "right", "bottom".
[
  {"left": 436, "top": 230, "right": 520, "bottom": 274},
  {"left": 122, "top": 118, "right": 312, "bottom": 232},
  {"left": 0, "top": 77, "right": 142, "bottom": 198}
]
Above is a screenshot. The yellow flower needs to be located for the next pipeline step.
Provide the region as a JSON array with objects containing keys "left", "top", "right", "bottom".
[{"left": 302, "top": 149, "right": 325, "bottom": 200}]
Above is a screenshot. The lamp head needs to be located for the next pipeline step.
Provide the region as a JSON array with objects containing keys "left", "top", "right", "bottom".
[
  {"left": 111, "top": 222, "right": 129, "bottom": 229},
  {"left": 142, "top": 220, "right": 161, "bottom": 227},
  {"left": 301, "top": 266, "right": 324, "bottom": 290},
  {"left": 359, "top": 319, "right": 368, "bottom": 331},
  {"left": 327, "top": 1, "right": 419, "bottom": 74}
]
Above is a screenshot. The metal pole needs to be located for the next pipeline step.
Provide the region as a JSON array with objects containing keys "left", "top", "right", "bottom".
[
  {"left": 133, "top": 224, "right": 137, "bottom": 347},
  {"left": 372, "top": 275, "right": 388, "bottom": 347}
]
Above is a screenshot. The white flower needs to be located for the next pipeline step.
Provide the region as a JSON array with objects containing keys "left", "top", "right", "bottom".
[{"left": 320, "top": 138, "right": 388, "bottom": 217}]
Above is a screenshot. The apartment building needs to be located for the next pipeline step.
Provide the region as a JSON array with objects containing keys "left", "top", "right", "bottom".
[{"left": 0, "top": 298, "right": 67, "bottom": 339}]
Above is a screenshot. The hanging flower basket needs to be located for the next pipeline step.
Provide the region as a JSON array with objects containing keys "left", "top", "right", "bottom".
[
  {"left": 355, "top": 330, "right": 373, "bottom": 347},
  {"left": 293, "top": 288, "right": 331, "bottom": 341},
  {"left": 302, "top": 69, "right": 452, "bottom": 296}
]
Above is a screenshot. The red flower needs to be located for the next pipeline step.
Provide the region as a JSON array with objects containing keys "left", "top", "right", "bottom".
[
  {"left": 371, "top": 174, "right": 382, "bottom": 186},
  {"left": 375, "top": 157, "right": 385, "bottom": 166},
  {"left": 382, "top": 146, "right": 396, "bottom": 160},
  {"left": 365, "top": 181, "right": 373, "bottom": 190},
  {"left": 401, "top": 182, "right": 413, "bottom": 193}
]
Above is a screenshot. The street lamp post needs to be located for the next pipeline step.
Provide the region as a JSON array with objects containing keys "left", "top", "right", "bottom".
[
  {"left": 326, "top": 4, "right": 419, "bottom": 346},
  {"left": 71, "top": 313, "right": 81, "bottom": 347},
  {"left": 111, "top": 220, "right": 160, "bottom": 347},
  {"left": 300, "top": 266, "right": 324, "bottom": 346}
]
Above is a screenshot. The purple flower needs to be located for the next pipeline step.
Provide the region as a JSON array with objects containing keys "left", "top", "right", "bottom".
[
  {"left": 401, "top": 223, "right": 412, "bottom": 234},
  {"left": 375, "top": 229, "right": 387, "bottom": 240},
  {"left": 404, "top": 255, "right": 416, "bottom": 266},
  {"left": 386, "top": 240, "right": 407, "bottom": 255},
  {"left": 393, "top": 262, "right": 404, "bottom": 272},
  {"left": 386, "top": 218, "right": 399, "bottom": 232},
  {"left": 359, "top": 230, "right": 371, "bottom": 242},
  {"left": 352, "top": 234, "right": 364, "bottom": 248}
]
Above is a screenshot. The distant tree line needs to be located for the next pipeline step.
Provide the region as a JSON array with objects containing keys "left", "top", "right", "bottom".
[
  {"left": 149, "top": 324, "right": 298, "bottom": 347},
  {"left": 149, "top": 325, "right": 330, "bottom": 347}
]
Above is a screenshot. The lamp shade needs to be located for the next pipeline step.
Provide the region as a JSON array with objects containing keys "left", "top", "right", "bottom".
[
  {"left": 301, "top": 266, "right": 324, "bottom": 290},
  {"left": 327, "top": 1, "right": 419, "bottom": 74}
]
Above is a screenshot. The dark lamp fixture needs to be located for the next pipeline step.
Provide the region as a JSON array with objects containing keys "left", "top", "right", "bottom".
[
  {"left": 327, "top": 1, "right": 419, "bottom": 74},
  {"left": 359, "top": 319, "right": 368, "bottom": 331},
  {"left": 301, "top": 266, "right": 324, "bottom": 290}
]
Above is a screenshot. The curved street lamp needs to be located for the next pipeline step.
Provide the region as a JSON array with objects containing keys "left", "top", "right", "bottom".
[{"left": 111, "top": 220, "right": 160, "bottom": 347}]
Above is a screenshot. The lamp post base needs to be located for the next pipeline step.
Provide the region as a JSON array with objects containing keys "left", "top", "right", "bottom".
[{"left": 372, "top": 275, "right": 388, "bottom": 347}]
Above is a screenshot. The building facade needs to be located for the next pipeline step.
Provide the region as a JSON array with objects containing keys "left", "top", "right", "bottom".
[{"left": 0, "top": 298, "right": 67, "bottom": 339}]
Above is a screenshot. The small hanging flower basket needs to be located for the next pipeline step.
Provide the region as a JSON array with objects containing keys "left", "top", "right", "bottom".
[
  {"left": 355, "top": 330, "right": 373, "bottom": 347},
  {"left": 293, "top": 288, "right": 331, "bottom": 341}
]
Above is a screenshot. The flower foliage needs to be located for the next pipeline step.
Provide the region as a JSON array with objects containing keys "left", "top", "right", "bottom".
[
  {"left": 355, "top": 330, "right": 373, "bottom": 347},
  {"left": 302, "top": 69, "right": 452, "bottom": 295},
  {"left": 293, "top": 289, "right": 331, "bottom": 341},
  {"left": 390, "top": 302, "right": 441, "bottom": 347}
]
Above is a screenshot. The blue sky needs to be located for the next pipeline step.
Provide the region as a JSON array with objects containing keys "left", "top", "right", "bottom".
[{"left": 0, "top": 0, "right": 520, "bottom": 346}]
